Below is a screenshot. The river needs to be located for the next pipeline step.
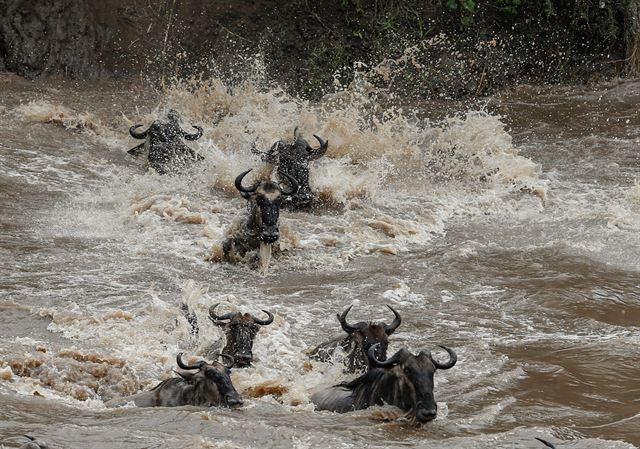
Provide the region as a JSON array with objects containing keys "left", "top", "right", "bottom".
[{"left": 0, "top": 70, "right": 639, "bottom": 448}]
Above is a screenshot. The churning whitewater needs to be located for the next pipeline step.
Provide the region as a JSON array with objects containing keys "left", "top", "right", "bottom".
[{"left": 0, "top": 68, "right": 639, "bottom": 449}]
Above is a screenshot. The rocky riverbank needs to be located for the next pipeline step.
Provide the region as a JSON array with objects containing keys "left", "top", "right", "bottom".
[{"left": 0, "top": 0, "right": 637, "bottom": 99}]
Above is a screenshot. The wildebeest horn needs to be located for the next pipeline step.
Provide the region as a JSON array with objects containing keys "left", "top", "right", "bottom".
[
  {"left": 208, "top": 303, "right": 237, "bottom": 323},
  {"left": 337, "top": 305, "right": 359, "bottom": 334},
  {"left": 129, "top": 124, "right": 149, "bottom": 139},
  {"left": 176, "top": 353, "right": 206, "bottom": 370},
  {"left": 367, "top": 344, "right": 403, "bottom": 368},
  {"left": 235, "top": 169, "right": 259, "bottom": 194},
  {"left": 216, "top": 353, "right": 235, "bottom": 369},
  {"left": 293, "top": 126, "right": 299, "bottom": 139},
  {"left": 535, "top": 438, "right": 556, "bottom": 448},
  {"left": 279, "top": 172, "right": 299, "bottom": 195},
  {"left": 251, "top": 310, "right": 274, "bottom": 325},
  {"left": 428, "top": 345, "right": 457, "bottom": 370},
  {"left": 383, "top": 305, "right": 402, "bottom": 335},
  {"left": 312, "top": 134, "right": 328, "bottom": 151}
]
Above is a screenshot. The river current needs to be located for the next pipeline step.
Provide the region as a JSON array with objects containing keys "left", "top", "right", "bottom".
[{"left": 0, "top": 70, "right": 639, "bottom": 448}]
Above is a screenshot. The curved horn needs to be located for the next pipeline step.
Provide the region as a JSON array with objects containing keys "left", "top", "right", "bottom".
[
  {"left": 208, "top": 303, "right": 237, "bottom": 323},
  {"left": 312, "top": 134, "right": 328, "bottom": 152},
  {"left": 429, "top": 345, "right": 457, "bottom": 370},
  {"left": 336, "top": 305, "right": 359, "bottom": 334},
  {"left": 251, "top": 310, "right": 274, "bottom": 326},
  {"left": 383, "top": 305, "right": 402, "bottom": 335},
  {"left": 129, "top": 124, "right": 149, "bottom": 139},
  {"left": 216, "top": 353, "right": 235, "bottom": 369},
  {"left": 235, "top": 169, "right": 259, "bottom": 194},
  {"left": 535, "top": 438, "right": 557, "bottom": 449},
  {"left": 279, "top": 172, "right": 299, "bottom": 196},
  {"left": 183, "top": 125, "right": 203, "bottom": 140},
  {"left": 176, "top": 353, "right": 206, "bottom": 370},
  {"left": 293, "top": 126, "right": 299, "bottom": 139},
  {"left": 367, "top": 344, "right": 404, "bottom": 368}
]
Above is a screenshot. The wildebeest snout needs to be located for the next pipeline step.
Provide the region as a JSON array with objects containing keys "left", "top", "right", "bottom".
[
  {"left": 415, "top": 401, "right": 438, "bottom": 422},
  {"left": 260, "top": 225, "right": 279, "bottom": 243},
  {"left": 226, "top": 394, "right": 244, "bottom": 408}
]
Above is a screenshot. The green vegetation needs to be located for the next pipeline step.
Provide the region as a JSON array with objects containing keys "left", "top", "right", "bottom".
[
  {"left": 305, "top": 41, "right": 350, "bottom": 95},
  {"left": 298, "top": 0, "right": 632, "bottom": 99}
]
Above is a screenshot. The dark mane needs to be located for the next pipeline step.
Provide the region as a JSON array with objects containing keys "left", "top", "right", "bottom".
[
  {"left": 338, "top": 366, "right": 414, "bottom": 412},
  {"left": 149, "top": 376, "right": 187, "bottom": 392},
  {"left": 338, "top": 367, "right": 386, "bottom": 389}
]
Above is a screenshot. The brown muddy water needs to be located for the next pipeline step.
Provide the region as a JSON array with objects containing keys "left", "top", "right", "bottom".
[{"left": 0, "top": 71, "right": 639, "bottom": 449}]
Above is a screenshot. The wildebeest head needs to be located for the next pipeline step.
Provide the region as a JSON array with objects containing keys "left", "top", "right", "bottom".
[
  {"left": 367, "top": 343, "right": 457, "bottom": 423},
  {"left": 338, "top": 304, "right": 402, "bottom": 369},
  {"left": 209, "top": 303, "right": 275, "bottom": 367},
  {"left": 234, "top": 169, "right": 298, "bottom": 244},
  {"left": 288, "top": 128, "right": 328, "bottom": 162},
  {"left": 175, "top": 353, "right": 243, "bottom": 407}
]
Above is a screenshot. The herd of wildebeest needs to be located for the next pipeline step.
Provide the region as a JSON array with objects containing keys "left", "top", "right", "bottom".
[{"left": 7, "top": 111, "right": 557, "bottom": 448}]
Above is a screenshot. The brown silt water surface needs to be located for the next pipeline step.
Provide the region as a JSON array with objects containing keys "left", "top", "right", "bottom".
[{"left": 0, "top": 73, "right": 639, "bottom": 448}]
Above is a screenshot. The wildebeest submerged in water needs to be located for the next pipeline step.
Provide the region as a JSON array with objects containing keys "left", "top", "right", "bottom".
[
  {"left": 15, "top": 436, "right": 49, "bottom": 449},
  {"left": 208, "top": 303, "right": 275, "bottom": 367},
  {"left": 311, "top": 343, "right": 457, "bottom": 423},
  {"left": 105, "top": 353, "right": 242, "bottom": 408},
  {"left": 128, "top": 109, "right": 204, "bottom": 174},
  {"left": 181, "top": 302, "right": 275, "bottom": 367},
  {"left": 252, "top": 128, "right": 328, "bottom": 210},
  {"left": 220, "top": 168, "right": 298, "bottom": 270},
  {"left": 535, "top": 438, "right": 557, "bottom": 448},
  {"left": 306, "top": 304, "right": 401, "bottom": 373}
]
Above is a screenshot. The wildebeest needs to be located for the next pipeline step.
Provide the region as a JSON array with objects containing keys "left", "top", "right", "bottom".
[
  {"left": 306, "top": 305, "right": 401, "bottom": 373},
  {"left": 17, "top": 436, "right": 49, "bottom": 449},
  {"left": 221, "top": 169, "right": 298, "bottom": 268},
  {"left": 311, "top": 343, "right": 457, "bottom": 423},
  {"left": 208, "top": 303, "right": 274, "bottom": 367},
  {"left": 535, "top": 438, "right": 557, "bottom": 448},
  {"left": 252, "top": 128, "right": 328, "bottom": 209},
  {"left": 182, "top": 302, "right": 275, "bottom": 367},
  {"left": 128, "top": 109, "right": 204, "bottom": 174},
  {"left": 105, "top": 353, "right": 243, "bottom": 408}
]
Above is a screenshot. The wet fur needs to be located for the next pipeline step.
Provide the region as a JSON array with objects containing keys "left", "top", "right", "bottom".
[
  {"left": 129, "top": 119, "right": 203, "bottom": 175},
  {"left": 106, "top": 362, "right": 240, "bottom": 408},
  {"left": 312, "top": 349, "right": 443, "bottom": 423},
  {"left": 222, "top": 182, "right": 283, "bottom": 262},
  {"left": 307, "top": 323, "right": 390, "bottom": 373}
]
